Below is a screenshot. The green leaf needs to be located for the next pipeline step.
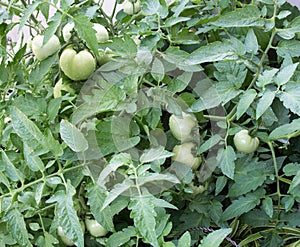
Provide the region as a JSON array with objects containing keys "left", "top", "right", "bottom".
[
  {"left": 23, "top": 144, "right": 45, "bottom": 172},
  {"left": 236, "top": 89, "right": 257, "bottom": 119},
  {"left": 198, "top": 135, "right": 222, "bottom": 154},
  {"left": 277, "top": 16, "right": 300, "bottom": 39},
  {"left": 178, "top": 231, "right": 191, "bottom": 247},
  {"left": 199, "top": 228, "right": 232, "bottom": 247},
  {"left": 142, "top": 0, "right": 168, "bottom": 18},
  {"left": 129, "top": 195, "right": 158, "bottom": 247},
  {"left": 274, "top": 62, "right": 299, "bottom": 86},
  {"left": 19, "top": 2, "right": 40, "bottom": 32},
  {"left": 217, "top": 146, "right": 236, "bottom": 179},
  {"left": 279, "top": 82, "right": 300, "bottom": 115},
  {"left": 288, "top": 170, "right": 300, "bottom": 193},
  {"left": 86, "top": 183, "right": 114, "bottom": 231},
  {"left": 140, "top": 146, "right": 173, "bottom": 164},
  {"left": 245, "top": 28, "right": 259, "bottom": 54},
  {"left": 212, "top": 6, "right": 264, "bottom": 27},
  {"left": 151, "top": 57, "right": 165, "bottom": 83},
  {"left": 262, "top": 197, "right": 273, "bottom": 218},
  {"left": 256, "top": 68, "right": 278, "bottom": 88},
  {"left": 106, "top": 226, "right": 136, "bottom": 247},
  {"left": 277, "top": 40, "right": 300, "bottom": 58},
  {"left": 215, "top": 176, "right": 227, "bottom": 196},
  {"left": 60, "top": 120, "right": 88, "bottom": 153},
  {"left": 43, "top": 12, "right": 62, "bottom": 44},
  {"left": 283, "top": 163, "right": 300, "bottom": 176},
  {"left": 256, "top": 90, "right": 276, "bottom": 119},
  {"left": 137, "top": 173, "right": 180, "bottom": 188},
  {"left": 222, "top": 189, "right": 264, "bottom": 221},
  {"left": 1, "top": 150, "right": 24, "bottom": 182},
  {"left": 48, "top": 182, "right": 84, "bottom": 247},
  {"left": 164, "top": 17, "right": 191, "bottom": 27},
  {"left": 73, "top": 14, "right": 99, "bottom": 61},
  {"left": 3, "top": 207, "right": 33, "bottom": 247},
  {"left": 188, "top": 40, "right": 238, "bottom": 65},
  {"left": 269, "top": 118, "right": 300, "bottom": 140},
  {"left": 11, "top": 107, "right": 47, "bottom": 152}
]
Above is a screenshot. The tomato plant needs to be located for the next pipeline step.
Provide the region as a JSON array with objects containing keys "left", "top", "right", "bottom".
[{"left": 1, "top": 0, "right": 300, "bottom": 247}]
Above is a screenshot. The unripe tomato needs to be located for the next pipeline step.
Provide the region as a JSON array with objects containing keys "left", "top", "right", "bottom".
[
  {"left": 169, "top": 112, "right": 198, "bottom": 142},
  {"left": 62, "top": 22, "right": 108, "bottom": 43},
  {"left": 233, "top": 129, "right": 259, "bottom": 154},
  {"left": 85, "top": 218, "right": 108, "bottom": 237},
  {"left": 172, "top": 142, "right": 202, "bottom": 170},
  {"left": 93, "top": 23, "right": 109, "bottom": 43},
  {"left": 31, "top": 34, "right": 60, "bottom": 61},
  {"left": 123, "top": 0, "right": 140, "bottom": 15},
  {"left": 59, "top": 46, "right": 96, "bottom": 81}
]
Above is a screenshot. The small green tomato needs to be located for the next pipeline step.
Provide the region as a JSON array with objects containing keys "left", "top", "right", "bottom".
[
  {"left": 123, "top": 0, "right": 140, "bottom": 15},
  {"left": 31, "top": 34, "right": 60, "bottom": 61},
  {"left": 172, "top": 142, "right": 202, "bottom": 170},
  {"left": 169, "top": 112, "right": 198, "bottom": 142},
  {"left": 62, "top": 22, "right": 75, "bottom": 42},
  {"left": 59, "top": 46, "right": 96, "bottom": 81},
  {"left": 85, "top": 218, "right": 108, "bottom": 237},
  {"left": 93, "top": 23, "right": 109, "bottom": 43},
  {"left": 233, "top": 129, "right": 259, "bottom": 154}
]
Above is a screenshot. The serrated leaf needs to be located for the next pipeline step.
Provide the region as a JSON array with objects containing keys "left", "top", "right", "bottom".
[
  {"left": 11, "top": 107, "right": 47, "bottom": 152},
  {"left": 129, "top": 195, "right": 158, "bottom": 246},
  {"left": 106, "top": 226, "right": 136, "bottom": 247},
  {"left": 275, "top": 62, "right": 299, "bottom": 86},
  {"left": 222, "top": 190, "right": 263, "bottom": 221},
  {"left": 151, "top": 58, "right": 164, "bottom": 83},
  {"left": 215, "top": 176, "right": 227, "bottom": 195},
  {"left": 279, "top": 82, "right": 300, "bottom": 115},
  {"left": 277, "top": 40, "right": 300, "bottom": 58},
  {"left": 43, "top": 12, "right": 62, "bottom": 44},
  {"left": 269, "top": 118, "right": 300, "bottom": 140},
  {"left": 199, "top": 228, "right": 232, "bottom": 247},
  {"left": 198, "top": 135, "right": 222, "bottom": 154},
  {"left": 277, "top": 16, "right": 300, "bottom": 39},
  {"left": 60, "top": 120, "right": 88, "bottom": 152},
  {"left": 256, "top": 68, "right": 278, "bottom": 88},
  {"left": 245, "top": 28, "right": 259, "bottom": 54},
  {"left": 283, "top": 163, "right": 300, "bottom": 176},
  {"left": 73, "top": 14, "right": 99, "bottom": 60},
  {"left": 48, "top": 182, "right": 84, "bottom": 247},
  {"left": 1, "top": 150, "right": 24, "bottom": 182},
  {"left": 236, "top": 89, "right": 257, "bottom": 119},
  {"left": 142, "top": 0, "right": 168, "bottom": 18},
  {"left": 140, "top": 146, "right": 173, "bottom": 164},
  {"left": 217, "top": 146, "right": 236, "bottom": 179},
  {"left": 3, "top": 207, "right": 33, "bottom": 247},
  {"left": 256, "top": 90, "right": 276, "bottom": 119},
  {"left": 212, "top": 6, "right": 264, "bottom": 27},
  {"left": 86, "top": 183, "right": 114, "bottom": 231},
  {"left": 165, "top": 17, "right": 190, "bottom": 27},
  {"left": 288, "top": 170, "right": 300, "bottom": 193}
]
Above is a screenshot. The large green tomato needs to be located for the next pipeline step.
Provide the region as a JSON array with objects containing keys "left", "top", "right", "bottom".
[
  {"left": 85, "top": 218, "right": 108, "bottom": 237},
  {"left": 172, "top": 142, "right": 202, "bottom": 170},
  {"left": 233, "top": 129, "right": 259, "bottom": 154},
  {"left": 62, "top": 22, "right": 108, "bottom": 43},
  {"left": 169, "top": 112, "right": 198, "bottom": 142},
  {"left": 123, "top": 0, "right": 140, "bottom": 15},
  {"left": 59, "top": 46, "right": 96, "bottom": 81},
  {"left": 31, "top": 34, "right": 60, "bottom": 61}
]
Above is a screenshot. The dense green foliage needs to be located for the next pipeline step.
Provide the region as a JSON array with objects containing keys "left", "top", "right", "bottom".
[{"left": 1, "top": 0, "right": 300, "bottom": 246}]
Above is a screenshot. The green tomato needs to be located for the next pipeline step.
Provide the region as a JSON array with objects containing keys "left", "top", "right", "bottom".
[
  {"left": 62, "top": 22, "right": 108, "bottom": 43},
  {"left": 57, "top": 222, "right": 85, "bottom": 246},
  {"left": 85, "top": 218, "right": 108, "bottom": 237},
  {"left": 31, "top": 34, "right": 60, "bottom": 61},
  {"left": 233, "top": 129, "right": 259, "bottom": 154},
  {"left": 123, "top": 0, "right": 140, "bottom": 15},
  {"left": 172, "top": 142, "right": 202, "bottom": 170},
  {"left": 59, "top": 46, "right": 96, "bottom": 81},
  {"left": 169, "top": 112, "right": 198, "bottom": 142}
]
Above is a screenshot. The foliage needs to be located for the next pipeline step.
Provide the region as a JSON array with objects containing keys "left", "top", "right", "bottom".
[{"left": 1, "top": 0, "right": 300, "bottom": 246}]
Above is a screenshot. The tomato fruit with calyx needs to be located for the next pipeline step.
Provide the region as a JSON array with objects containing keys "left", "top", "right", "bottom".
[
  {"left": 123, "top": 0, "right": 140, "bottom": 15},
  {"left": 59, "top": 46, "right": 96, "bottom": 81},
  {"left": 172, "top": 142, "right": 202, "bottom": 170},
  {"left": 85, "top": 218, "right": 108, "bottom": 237},
  {"left": 233, "top": 129, "right": 259, "bottom": 154},
  {"left": 169, "top": 112, "right": 198, "bottom": 142},
  {"left": 31, "top": 34, "right": 60, "bottom": 61}
]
